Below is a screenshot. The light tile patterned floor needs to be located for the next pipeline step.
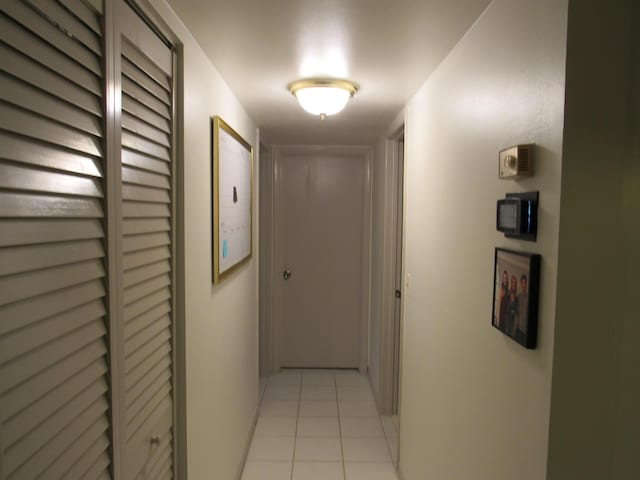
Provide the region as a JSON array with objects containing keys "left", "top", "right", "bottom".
[{"left": 242, "top": 369, "right": 399, "bottom": 480}]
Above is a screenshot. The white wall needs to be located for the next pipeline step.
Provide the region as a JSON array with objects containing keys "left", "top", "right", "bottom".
[
  {"left": 150, "top": 2, "right": 260, "bottom": 478},
  {"left": 399, "top": 0, "right": 567, "bottom": 478},
  {"left": 547, "top": 1, "right": 639, "bottom": 478}
]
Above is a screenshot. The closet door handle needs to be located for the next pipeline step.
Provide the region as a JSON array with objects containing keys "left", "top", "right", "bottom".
[{"left": 283, "top": 269, "right": 292, "bottom": 280}]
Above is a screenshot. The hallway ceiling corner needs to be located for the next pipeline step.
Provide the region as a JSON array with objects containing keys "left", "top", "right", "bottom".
[{"left": 166, "top": 0, "right": 491, "bottom": 145}]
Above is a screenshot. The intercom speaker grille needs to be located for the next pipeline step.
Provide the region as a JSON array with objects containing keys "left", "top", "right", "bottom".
[
  {"left": 518, "top": 146, "right": 529, "bottom": 169},
  {"left": 498, "top": 144, "right": 533, "bottom": 179}
]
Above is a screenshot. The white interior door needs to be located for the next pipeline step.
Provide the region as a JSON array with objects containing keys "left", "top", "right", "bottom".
[{"left": 274, "top": 148, "right": 370, "bottom": 369}]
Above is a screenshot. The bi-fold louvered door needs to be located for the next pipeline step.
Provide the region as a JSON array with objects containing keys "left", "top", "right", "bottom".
[
  {"left": 0, "top": 0, "right": 111, "bottom": 478},
  {"left": 115, "top": 1, "right": 175, "bottom": 478},
  {"left": 0, "top": 0, "right": 176, "bottom": 479}
]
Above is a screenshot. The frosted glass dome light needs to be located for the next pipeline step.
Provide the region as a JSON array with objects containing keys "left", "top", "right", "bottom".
[{"left": 288, "top": 79, "right": 359, "bottom": 119}]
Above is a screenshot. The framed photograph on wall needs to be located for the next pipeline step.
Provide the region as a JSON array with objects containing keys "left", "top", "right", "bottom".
[
  {"left": 491, "top": 248, "right": 541, "bottom": 349},
  {"left": 211, "top": 116, "right": 253, "bottom": 283}
]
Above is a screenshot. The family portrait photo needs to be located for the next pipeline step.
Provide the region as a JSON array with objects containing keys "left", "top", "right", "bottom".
[{"left": 492, "top": 248, "right": 541, "bottom": 349}]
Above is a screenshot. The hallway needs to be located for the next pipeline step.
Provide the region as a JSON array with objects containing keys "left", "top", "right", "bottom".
[
  {"left": 241, "top": 370, "right": 398, "bottom": 480},
  {"left": 0, "top": 0, "right": 637, "bottom": 478}
]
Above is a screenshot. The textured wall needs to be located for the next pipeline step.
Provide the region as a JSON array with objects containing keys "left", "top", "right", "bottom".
[
  {"left": 151, "top": 2, "right": 260, "bottom": 478},
  {"left": 399, "top": 0, "right": 568, "bottom": 478}
]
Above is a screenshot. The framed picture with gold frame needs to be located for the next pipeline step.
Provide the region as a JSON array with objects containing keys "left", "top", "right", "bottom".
[{"left": 211, "top": 116, "right": 253, "bottom": 283}]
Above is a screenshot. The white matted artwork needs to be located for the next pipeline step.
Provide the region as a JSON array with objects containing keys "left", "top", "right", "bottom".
[{"left": 212, "top": 116, "right": 253, "bottom": 282}]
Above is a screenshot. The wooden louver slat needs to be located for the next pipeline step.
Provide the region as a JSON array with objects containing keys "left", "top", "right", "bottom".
[
  {"left": 124, "top": 301, "right": 171, "bottom": 340},
  {"left": 123, "top": 248, "right": 171, "bottom": 274},
  {"left": 122, "top": 217, "right": 170, "bottom": 235},
  {"left": 0, "top": 218, "right": 103, "bottom": 247},
  {"left": 0, "top": 191, "right": 103, "bottom": 218},
  {"left": 0, "top": 13, "right": 102, "bottom": 95},
  {"left": 123, "top": 273, "right": 170, "bottom": 306},
  {"left": 29, "top": 0, "right": 102, "bottom": 54},
  {"left": 122, "top": 164, "right": 170, "bottom": 188},
  {"left": 122, "top": 110, "right": 171, "bottom": 147},
  {"left": 42, "top": 0, "right": 102, "bottom": 34},
  {"left": 0, "top": 132, "right": 103, "bottom": 177},
  {"left": 6, "top": 400, "right": 109, "bottom": 479},
  {"left": 122, "top": 57, "right": 171, "bottom": 104},
  {"left": 122, "top": 147, "right": 171, "bottom": 175},
  {"left": 2, "top": 0, "right": 101, "bottom": 76},
  {"left": 122, "top": 183, "right": 171, "bottom": 203},
  {"left": 4, "top": 360, "right": 107, "bottom": 447},
  {"left": 0, "top": 279, "right": 105, "bottom": 335},
  {"left": 0, "top": 239, "right": 104, "bottom": 276},
  {"left": 0, "top": 299, "right": 105, "bottom": 364},
  {"left": 122, "top": 94, "right": 171, "bottom": 135},
  {"left": 0, "top": 161, "right": 103, "bottom": 198},
  {"left": 60, "top": 436, "right": 111, "bottom": 480},
  {"left": 0, "top": 258, "right": 105, "bottom": 307},
  {"left": 2, "top": 338, "right": 107, "bottom": 424},
  {"left": 125, "top": 354, "right": 171, "bottom": 405},
  {"left": 5, "top": 376, "right": 107, "bottom": 464},
  {"left": 123, "top": 232, "right": 170, "bottom": 253},
  {"left": 0, "top": 73, "right": 103, "bottom": 137},
  {"left": 124, "top": 261, "right": 171, "bottom": 289},
  {"left": 121, "top": 39, "right": 171, "bottom": 92},
  {"left": 122, "top": 200, "right": 171, "bottom": 219},
  {"left": 124, "top": 314, "right": 171, "bottom": 358},
  {"left": 122, "top": 76, "right": 171, "bottom": 119},
  {"left": 125, "top": 341, "right": 171, "bottom": 390},
  {"left": 1, "top": 320, "right": 106, "bottom": 393},
  {"left": 0, "top": 103, "right": 102, "bottom": 157},
  {"left": 122, "top": 131, "right": 170, "bottom": 162},
  {"left": 0, "top": 44, "right": 103, "bottom": 116}
]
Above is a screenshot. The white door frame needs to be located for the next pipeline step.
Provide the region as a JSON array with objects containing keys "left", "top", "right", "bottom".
[
  {"left": 258, "top": 141, "right": 274, "bottom": 377},
  {"left": 377, "top": 127, "right": 406, "bottom": 414},
  {"left": 264, "top": 145, "right": 372, "bottom": 373}
]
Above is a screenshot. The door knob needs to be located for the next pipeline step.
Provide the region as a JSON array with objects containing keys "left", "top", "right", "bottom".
[{"left": 283, "top": 269, "right": 292, "bottom": 280}]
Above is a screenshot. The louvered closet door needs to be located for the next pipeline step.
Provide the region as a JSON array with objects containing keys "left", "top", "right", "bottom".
[
  {"left": 115, "top": 2, "right": 175, "bottom": 479},
  {"left": 0, "top": 1, "right": 111, "bottom": 479}
]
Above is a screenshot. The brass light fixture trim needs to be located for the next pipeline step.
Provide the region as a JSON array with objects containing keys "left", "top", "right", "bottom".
[
  {"left": 288, "top": 78, "right": 359, "bottom": 96},
  {"left": 288, "top": 78, "right": 360, "bottom": 119}
]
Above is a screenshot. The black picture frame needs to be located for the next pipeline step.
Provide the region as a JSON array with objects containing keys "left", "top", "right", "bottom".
[{"left": 491, "top": 248, "right": 541, "bottom": 349}]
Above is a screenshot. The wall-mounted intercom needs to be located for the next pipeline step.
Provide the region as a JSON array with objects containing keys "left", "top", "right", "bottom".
[
  {"left": 499, "top": 144, "right": 533, "bottom": 179},
  {"left": 496, "top": 191, "right": 538, "bottom": 241}
]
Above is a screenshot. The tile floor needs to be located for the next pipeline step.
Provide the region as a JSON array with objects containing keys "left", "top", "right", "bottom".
[{"left": 242, "top": 369, "right": 399, "bottom": 480}]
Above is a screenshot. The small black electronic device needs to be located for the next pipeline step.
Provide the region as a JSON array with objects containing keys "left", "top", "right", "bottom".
[{"left": 496, "top": 191, "right": 538, "bottom": 241}]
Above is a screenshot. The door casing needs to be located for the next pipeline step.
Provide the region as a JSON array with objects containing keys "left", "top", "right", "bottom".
[{"left": 376, "top": 126, "right": 406, "bottom": 416}]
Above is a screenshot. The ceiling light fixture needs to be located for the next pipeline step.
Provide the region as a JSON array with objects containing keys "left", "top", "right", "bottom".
[{"left": 288, "top": 78, "right": 359, "bottom": 120}]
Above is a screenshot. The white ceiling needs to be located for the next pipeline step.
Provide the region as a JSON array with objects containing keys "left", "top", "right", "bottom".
[{"left": 166, "top": 0, "right": 491, "bottom": 145}]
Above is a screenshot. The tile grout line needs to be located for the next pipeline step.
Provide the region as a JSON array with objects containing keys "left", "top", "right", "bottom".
[
  {"left": 290, "top": 371, "right": 302, "bottom": 480},
  {"left": 335, "top": 371, "right": 348, "bottom": 480},
  {"left": 379, "top": 415, "right": 397, "bottom": 468}
]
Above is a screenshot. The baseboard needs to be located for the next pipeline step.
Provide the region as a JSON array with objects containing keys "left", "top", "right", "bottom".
[
  {"left": 397, "top": 464, "right": 406, "bottom": 480},
  {"left": 367, "top": 370, "right": 383, "bottom": 415},
  {"left": 234, "top": 401, "right": 261, "bottom": 480}
]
